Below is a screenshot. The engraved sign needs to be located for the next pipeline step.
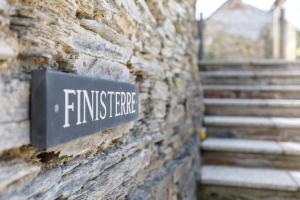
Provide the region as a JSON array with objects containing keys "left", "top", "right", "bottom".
[{"left": 31, "top": 70, "right": 139, "bottom": 149}]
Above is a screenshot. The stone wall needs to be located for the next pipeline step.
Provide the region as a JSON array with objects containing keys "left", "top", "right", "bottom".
[
  {"left": 203, "top": 25, "right": 273, "bottom": 60},
  {"left": 0, "top": 0, "right": 202, "bottom": 199}
]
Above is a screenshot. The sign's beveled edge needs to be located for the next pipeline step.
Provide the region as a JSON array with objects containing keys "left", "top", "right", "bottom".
[{"left": 31, "top": 70, "right": 48, "bottom": 150}]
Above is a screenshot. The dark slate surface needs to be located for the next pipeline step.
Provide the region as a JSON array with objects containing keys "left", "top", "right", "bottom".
[{"left": 31, "top": 70, "right": 139, "bottom": 149}]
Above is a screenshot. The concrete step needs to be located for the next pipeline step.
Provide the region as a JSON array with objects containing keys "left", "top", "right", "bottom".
[
  {"left": 204, "top": 116, "right": 300, "bottom": 141},
  {"left": 201, "top": 138, "right": 300, "bottom": 169},
  {"left": 202, "top": 71, "right": 300, "bottom": 77},
  {"left": 204, "top": 98, "right": 300, "bottom": 117},
  {"left": 203, "top": 85, "right": 300, "bottom": 99},
  {"left": 200, "top": 70, "right": 300, "bottom": 85},
  {"left": 199, "top": 165, "right": 300, "bottom": 200},
  {"left": 199, "top": 60, "right": 300, "bottom": 71}
]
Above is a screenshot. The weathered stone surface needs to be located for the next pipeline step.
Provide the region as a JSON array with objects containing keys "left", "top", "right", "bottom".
[
  {"left": 199, "top": 184, "right": 300, "bottom": 200},
  {"left": 201, "top": 165, "right": 298, "bottom": 191},
  {"left": 0, "top": 0, "right": 201, "bottom": 199},
  {"left": 202, "top": 138, "right": 300, "bottom": 169},
  {"left": 0, "top": 121, "right": 29, "bottom": 152},
  {"left": 203, "top": 138, "right": 300, "bottom": 156},
  {"left": 204, "top": 116, "right": 300, "bottom": 142},
  {"left": 0, "top": 78, "right": 29, "bottom": 123},
  {"left": 130, "top": 135, "right": 200, "bottom": 200},
  {"left": 0, "top": 41, "right": 17, "bottom": 60},
  {"left": 199, "top": 60, "right": 300, "bottom": 199},
  {"left": 204, "top": 98, "right": 300, "bottom": 117},
  {"left": 0, "top": 158, "right": 40, "bottom": 195},
  {"left": 200, "top": 166, "right": 300, "bottom": 199},
  {"left": 205, "top": 116, "right": 300, "bottom": 128},
  {"left": 202, "top": 138, "right": 282, "bottom": 154}
]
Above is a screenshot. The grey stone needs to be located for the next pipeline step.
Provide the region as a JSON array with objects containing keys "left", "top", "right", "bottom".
[
  {"left": 204, "top": 98, "right": 300, "bottom": 107},
  {"left": 80, "top": 19, "right": 134, "bottom": 50},
  {"left": 202, "top": 70, "right": 300, "bottom": 77},
  {"left": 203, "top": 85, "right": 300, "bottom": 92},
  {"left": 199, "top": 60, "right": 300, "bottom": 67},
  {"left": 204, "top": 116, "right": 300, "bottom": 128},
  {"left": 201, "top": 166, "right": 298, "bottom": 191},
  {"left": 75, "top": 54, "right": 131, "bottom": 82},
  {"left": 0, "top": 158, "right": 40, "bottom": 195},
  {"left": 202, "top": 138, "right": 282, "bottom": 154},
  {"left": 280, "top": 142, "right": 300, "bottom": 155},
  {"left": 200, "top": 58, "right": 300, "bottom": 199},
  {"left": 0, "top": 120, "right": 30, "bottom": 152},
  {"left": 0, "top": 0, "right": 201, "bottom": 199},
  {"left": 0, "top": 41, "right": 17, "bottom": 60},
  {"left": 0, "top": 78, "right": 29, "bottom": 123}
]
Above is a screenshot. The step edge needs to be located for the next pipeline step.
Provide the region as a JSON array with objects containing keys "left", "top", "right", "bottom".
[
  {"left": 201, "top": 138, "right": 300, "bottom": 156},
  {"left": 198, "top": 60, "right": 300, "bottom": 66},
  {"left": 203, "top": 85, "right": 300, "bottom": 91},
  {"left": 201, "top": 72, "right": 300, "bottom": 77},
  {"left": 203, "top": 99, "right": 300, "bottom": 107},
  {"left": 204, "top": 116, "right": 300, "bottom": 128},
  {"left": 201, "top": 166, "right": 299, "bottom": 192},
  {"left": 201, "top": 138, "right": 283, "bottom": 155}
]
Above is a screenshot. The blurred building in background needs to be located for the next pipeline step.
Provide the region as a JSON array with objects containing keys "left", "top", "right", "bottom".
[{"left": 202, "top": 0, "right": 299, "bottom": 60}]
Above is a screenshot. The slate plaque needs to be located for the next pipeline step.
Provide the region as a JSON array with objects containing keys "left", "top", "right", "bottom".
[{"left": 31, "top": 70, "right": 139, "bottom": 149}]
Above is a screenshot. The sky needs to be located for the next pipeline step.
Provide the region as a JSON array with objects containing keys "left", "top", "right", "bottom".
[{"left": 195, "top": 0, "right": 300, "bottom": 30}]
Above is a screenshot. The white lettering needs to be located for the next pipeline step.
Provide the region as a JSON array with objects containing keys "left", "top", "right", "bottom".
[
  {"left": 107, "top": 91, "right": 114, "bottom": 118},
  {"left": 115, "top": 92, "right": 120, "bottom": 116},
  {"left": 100, "top": 91, "right": 107, "bottom": 119},
  {"left": 83, "top": 90, "right": 94, "bottom": 123},
  {"left": 132, "top": 92, "right": 136, "bottom": 113},
  {"left": 63, "top": 89, "right": 136, "bottom": 127},
  {"left": 127, "top": 92, "right": 131, "bottom": 114},
  {"left": 95, "top": 91, "right": 99, "bottom": 121},
  {"left": 121, "top": 92, "right": 127, "bottom": 115},
  {"left": 76, "top": 90, "right": 82, "bottom": 125},
  {"left": 63, "top": 89, "right": 76, "bottom": 128}
]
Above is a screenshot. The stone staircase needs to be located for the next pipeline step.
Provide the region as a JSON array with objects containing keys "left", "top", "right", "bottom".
[{"left": 199, "top": 60, "right": 300, "bottom": 200}]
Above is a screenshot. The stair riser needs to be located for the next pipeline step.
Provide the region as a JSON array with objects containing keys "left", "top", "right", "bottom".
[
  {"left": 204, "top": 90, "right": 300, "bottom": 99},
  {"left": 199, "top": 64, "right": 300, "bottom": 71},
  {"left": 198, "top": 185, "right": 299, "bottom": 200},
  {"left": 205, "top": 106, "right": 300, "bottom": 117},
  {"left": 206, "top": 126, "right": 300, "bottom": 142},
  {"left": 202, "top": 151, "right": 300, "bottom": 170},
  {"left": 202, "top": 77, "right": 300, "bottom": 85}
]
